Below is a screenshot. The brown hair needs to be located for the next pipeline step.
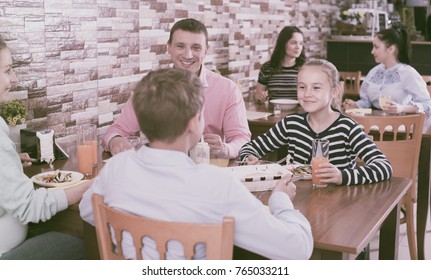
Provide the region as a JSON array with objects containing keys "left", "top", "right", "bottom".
[
  {"left": 299, "top": 59, "right": 342, "bottom": 110},
  {"left": 0, "top": 37, "right": 7, "bottom": 49},
  {"left": 132, "top": 68, "right": 204, "bottom": 143},
  {"left": 0, "top": 37, "right": 8, "bottom": 54},
  {"left": 268, "top": 26, "right": 306, "bottom": 74},
  {"left": 167, "top": 18, "right": 209, "bottom": 47}
]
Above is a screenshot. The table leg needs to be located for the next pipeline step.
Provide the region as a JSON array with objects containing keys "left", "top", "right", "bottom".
[
  {"left": 379, "top": 202, "right": 400, "bottom": 260},
  {"left": 417, "top": 138, "right": 431, "bottom": 260},
  {"left": 310, "top": 249, "right": 353, "bottom": 260}
]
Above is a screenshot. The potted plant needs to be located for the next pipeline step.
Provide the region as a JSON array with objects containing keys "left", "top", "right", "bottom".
[
  {"left": 0, "top": 99, "right": 27, "bottom": 148},
  {"left": 0, "top": 99, "right": 27, "bottom": 126},
  {"left": 336, "top": 9, "right": 366, "bottom": 36}
]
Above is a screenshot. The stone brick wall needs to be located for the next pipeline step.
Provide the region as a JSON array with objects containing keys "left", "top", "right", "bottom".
[{"left": 0, "top": 0, "right": 340, "bottom": 141}]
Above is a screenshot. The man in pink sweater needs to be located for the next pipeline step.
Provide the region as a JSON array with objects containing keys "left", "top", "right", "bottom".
[{"left": 102, "top": 18, "right": 250, "bottom": 159}]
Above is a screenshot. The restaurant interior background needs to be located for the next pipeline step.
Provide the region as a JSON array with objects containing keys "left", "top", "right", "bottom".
[{"left": 0, "top": 0, "right": 430, "bottom": 142}]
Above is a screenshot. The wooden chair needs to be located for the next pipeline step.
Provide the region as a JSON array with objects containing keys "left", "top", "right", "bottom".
[
  {"left": 351, "top": 113, "right": 425, "bottom": 260},
  {"left": 422, "top": 75, "right": 431, "bottom": 95},
  {"left": 339, "top": 71, "right": 361, "bottom": 100},
  {"left": 91, "top": 193, "right": 235, "bottom": 260}
]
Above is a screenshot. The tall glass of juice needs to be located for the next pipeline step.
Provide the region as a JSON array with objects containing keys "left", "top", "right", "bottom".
[
  {"left": 77, "top": 124, "right": 97, "bottom": 177},
  {"left": 311, "top": 139, "right": 329, "bottom": 188}
]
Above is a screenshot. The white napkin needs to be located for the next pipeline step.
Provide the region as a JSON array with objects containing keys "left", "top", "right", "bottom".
[{"left": 36, "top": 129, "right": 55, "bottom": 165}]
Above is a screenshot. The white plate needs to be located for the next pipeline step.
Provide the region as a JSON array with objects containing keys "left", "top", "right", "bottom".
[
  {"left": 32, "top": 171, "right": 84, "bottom": 188},
  {"left": 269, "top": 99, "right": 299, "bottom": 111},
  {"left": 229, "top": 164, "right": 291, "bottom": 192},
  {"left": 286, "top": 164, "right": 312, "bottom": 180}
]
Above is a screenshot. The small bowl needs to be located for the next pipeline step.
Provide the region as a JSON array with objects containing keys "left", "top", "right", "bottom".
[{"left": 269, "top": 99, "right": 300, "bottom": 111}]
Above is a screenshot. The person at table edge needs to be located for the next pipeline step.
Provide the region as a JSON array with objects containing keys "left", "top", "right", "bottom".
[
  {"left": 102, "top": 18, "right": 251, "bottom": 159},
  {"left": 0, "top": 36, "right": 92, "bottom": 259},
  {"left": 343, "top": 27, "right": 431, "bottom": 115},
  {"left": 239, "top": 59, "right": 393, "bottom": 186}
]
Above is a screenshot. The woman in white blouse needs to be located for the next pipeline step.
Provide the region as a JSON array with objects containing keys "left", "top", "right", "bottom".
[
  {"left": 0, "top": 37, "right": 91, "bottom": 259},
  {"left": 343, "top": 27, "right": 431, "bottom": 115}
]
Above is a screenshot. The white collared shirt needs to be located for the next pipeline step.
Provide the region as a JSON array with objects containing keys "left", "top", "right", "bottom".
[{"left": 80, "top": 145, "right": 313, "bottom": 260}]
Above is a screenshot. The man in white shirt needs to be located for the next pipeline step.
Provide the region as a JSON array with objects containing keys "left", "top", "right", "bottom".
[{"left": 79, "top": 68, "right": 313, "bottom": 260}]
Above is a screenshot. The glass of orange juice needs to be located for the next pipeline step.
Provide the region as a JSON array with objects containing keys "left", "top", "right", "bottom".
[
  {"left": 77, "top": 124, "right": 97, "bottom": 177},
  {"left": 210, "top": 146, "right": 230, "bottom": 167},
  {"left": 311, "top": 139, "right": 329, "bottom": 188}
]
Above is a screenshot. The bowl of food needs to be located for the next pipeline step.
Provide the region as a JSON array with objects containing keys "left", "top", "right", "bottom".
[{"left": 269, "top": 99, "right": 299, "bottom": 111}]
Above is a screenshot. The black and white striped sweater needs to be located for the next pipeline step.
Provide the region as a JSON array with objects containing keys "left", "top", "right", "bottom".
[{"left": 239, "top": 112, "right": 393, "bottom": 185}]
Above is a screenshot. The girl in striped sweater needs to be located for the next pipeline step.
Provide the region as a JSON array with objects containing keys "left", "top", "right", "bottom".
[{"left": 239, "top": 59, "right": 392, "bottom": 186}]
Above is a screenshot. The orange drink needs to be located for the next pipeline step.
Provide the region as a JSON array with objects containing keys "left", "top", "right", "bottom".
[
  {"left": 312, "top": 139, "right": 330, "bottom": 188},
  {"left": 312, "top": 157, "right": 329, "bottom": 188},
  {"left": 77, "top": 124, "right": 97, "bottom": 177},
  {"left": 78, "top": 143, "right": 94, "bottom": 176},
  {"left": 84, "top": 140, "right": 98, "bottom": 165}
]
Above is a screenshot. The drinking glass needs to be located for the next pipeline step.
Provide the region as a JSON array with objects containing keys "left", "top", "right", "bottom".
[
  {"left": 124, "top": 136, "right": 142, "bottom": 150},
  {"left": 189, "top": 144, "right": 203, "bottom": 164},
  {"left": 378, "top": 95, "right": 392, "bottom": 116},
  {"left": 77, "top": 124, "right": 97, "bottom": 177},
  {"left": 311, "top": 139, "right": 329, "bottom": 188},
  {"left": 210, "top": 146, "right": 230, "bottom": 167}
]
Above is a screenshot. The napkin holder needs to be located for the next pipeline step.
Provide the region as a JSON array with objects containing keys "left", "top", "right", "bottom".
[{"left": 20, "top": 128, "right": 68, "bottom": 164}]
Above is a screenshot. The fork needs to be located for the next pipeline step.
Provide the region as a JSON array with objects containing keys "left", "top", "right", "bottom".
[{"left": 255, "top": 175, "right": 303, "bottom": 199}]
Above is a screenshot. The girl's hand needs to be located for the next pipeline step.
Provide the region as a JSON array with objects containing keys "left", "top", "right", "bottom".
[
  {"left": 244, "top": 155, "right": 260, "bottom": 165},
  {"left": 342, "top": 99, "right": 358, "bottom": 110},
  {"left": 387, "top": 101, "right": 403, "bottom": 114},
  {"left": 20, "top": 153, "right": 37, "bottom": 168},
  {"left": 314, "top": 162, "right": 343, "bottom": 185},
  {"left": 255, "top": 90, "right": 269, "bottom": 103}
]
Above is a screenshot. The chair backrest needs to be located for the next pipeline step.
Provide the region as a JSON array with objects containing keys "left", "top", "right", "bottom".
[
  {"left": 422, "top": 75, "right": 431, "bottom": 95},
  {"left": 351, "top": 114, "right": 424, "bottom": 202},
  {"left": 91, "top": 193, "right": 235, "bottom": 260},
  {"left": 339, "top": 71, "right": 361, "bottom": 98}
]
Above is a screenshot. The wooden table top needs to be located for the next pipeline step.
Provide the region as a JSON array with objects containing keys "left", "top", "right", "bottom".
[
  {"left": 24, "top": 134, "right": 411, "bottom": 259},
  {"left": 254, "top": 177, "right": 410, "bottom": 256},
  {"left": 245, "top": 102, "right": 431, "bottom": 259}
]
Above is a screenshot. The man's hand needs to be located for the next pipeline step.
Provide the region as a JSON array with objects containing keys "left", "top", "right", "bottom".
[
  {"left": 203, "top": 134, "right": 224, "bottom": 150},
  {"left": 108, "top": 136, "right": 132, "bottom": 156}
]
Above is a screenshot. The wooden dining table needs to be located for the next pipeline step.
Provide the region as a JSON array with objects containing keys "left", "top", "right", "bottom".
[
  {"left": 245, "top": 101, "right": 431, "bottom": 259},
  {"left": 251, "top": 177, "right": 411, "bottom": 260},
  {"left": 24, "top": 137, "right": 411, "bottom": 260}
]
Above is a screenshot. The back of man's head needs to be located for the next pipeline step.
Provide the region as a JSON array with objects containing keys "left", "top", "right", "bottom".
[{"left": 132, "top": 68, "right": 204, "bottom": 143}]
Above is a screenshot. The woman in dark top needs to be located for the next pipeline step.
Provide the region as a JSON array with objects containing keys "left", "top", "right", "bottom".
[{"left": 255, "top": 26, "right": 306, "bottom": 102}]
